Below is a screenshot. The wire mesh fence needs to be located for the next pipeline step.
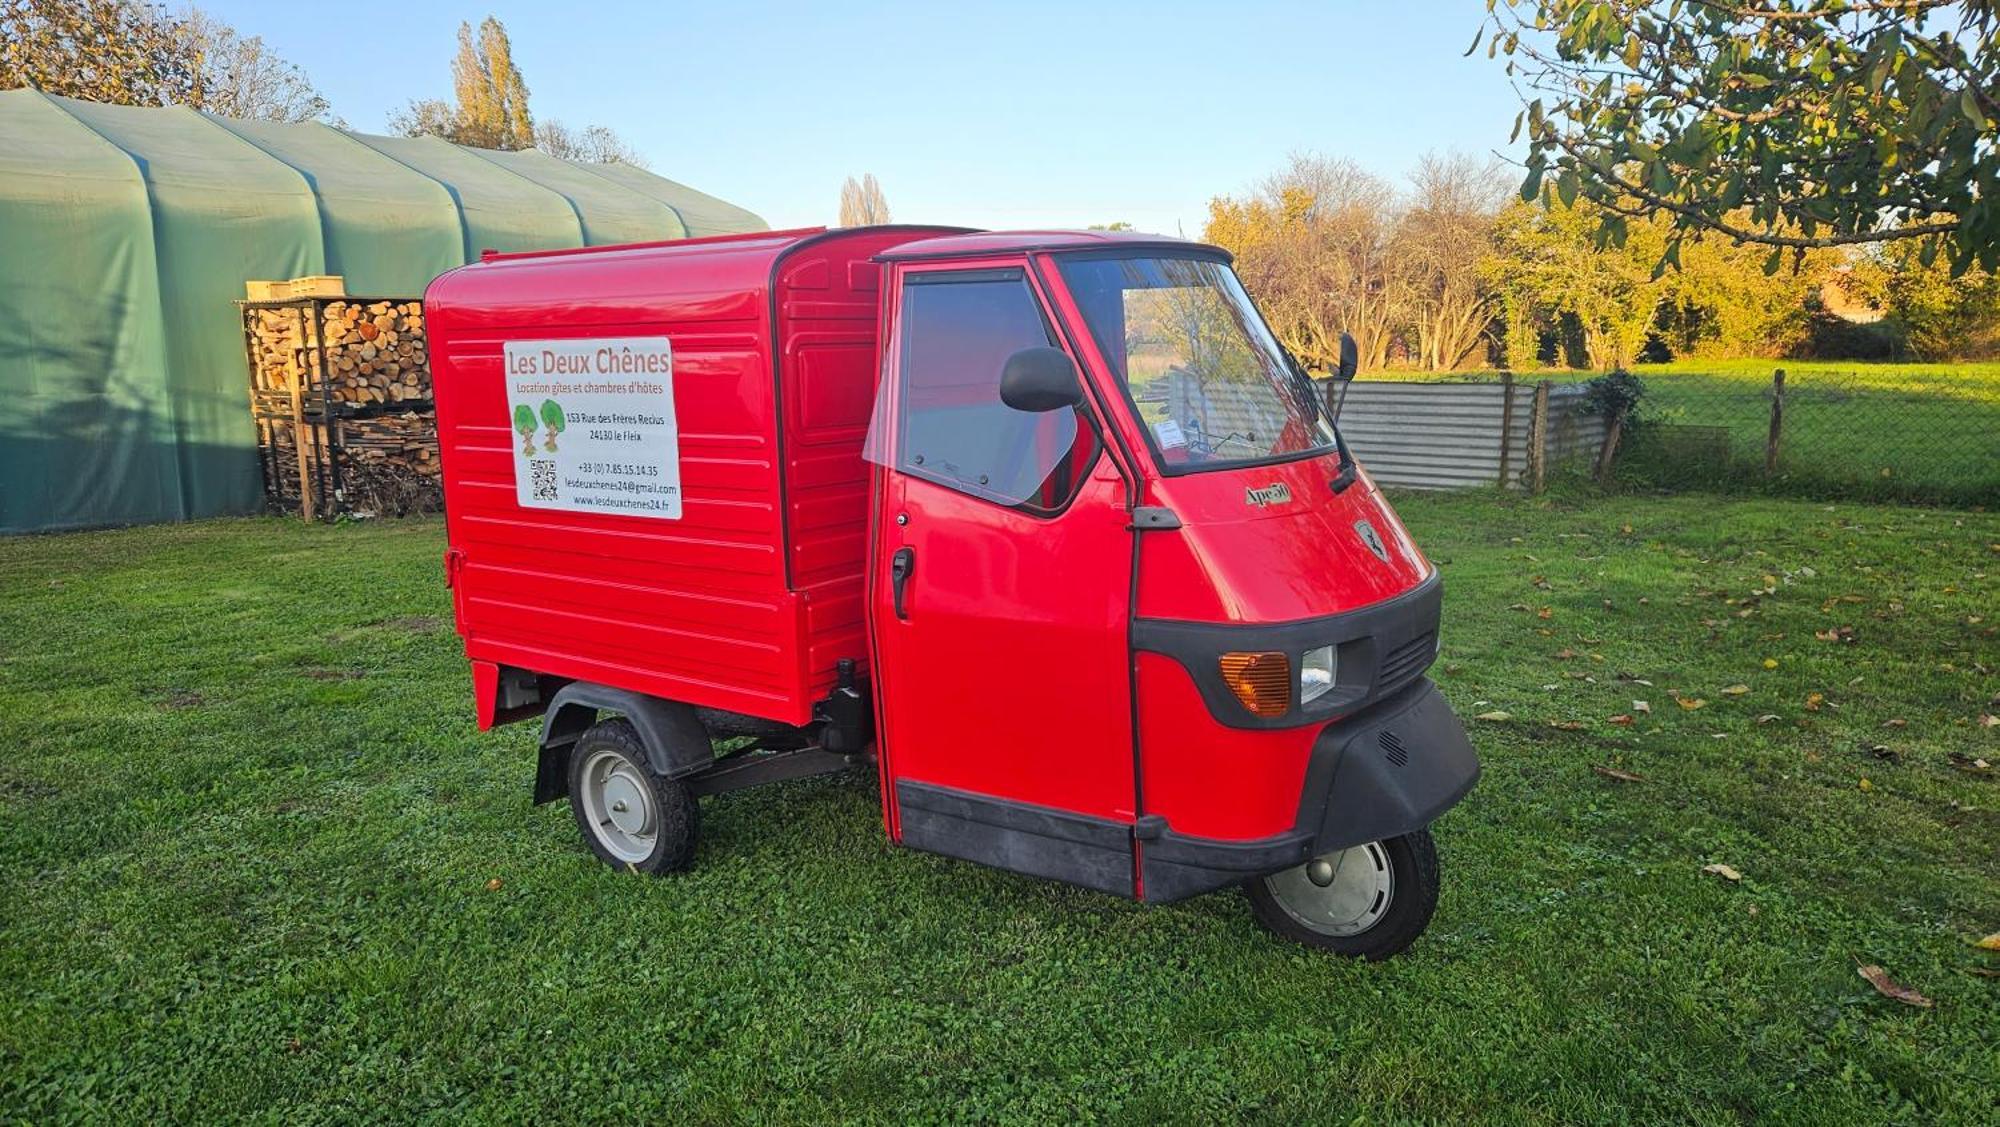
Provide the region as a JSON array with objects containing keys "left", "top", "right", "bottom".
[
  {"left": 1607, "top": 362, "right": 2000, "bottom": 506},
  {"left": 1355, "top": 363, "right": 1999, "bottom": 506}
]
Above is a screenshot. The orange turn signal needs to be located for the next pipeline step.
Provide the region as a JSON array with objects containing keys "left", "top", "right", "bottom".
[{"left": 1219, "top": 651, "right": 1290, "bottom": 717}]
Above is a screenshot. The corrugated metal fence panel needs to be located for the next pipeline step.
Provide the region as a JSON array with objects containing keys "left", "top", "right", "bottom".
[{"left": 1338, "top": 380, "right": 1605, "bottom": 491}]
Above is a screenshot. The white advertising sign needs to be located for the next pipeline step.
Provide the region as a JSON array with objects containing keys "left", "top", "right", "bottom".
[{"left": 503, "top": 338, "right": 682, "bottom": 519}]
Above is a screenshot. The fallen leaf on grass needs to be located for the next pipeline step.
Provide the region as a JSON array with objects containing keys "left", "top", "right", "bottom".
[
  {"left": 1806, "top": 692, "right": 1825, "bottom": 711},
  {"left": 1973, "top": 932, "right": 2000, "bottom": 951},
  {"left": 1858, "top": 777, "right": 1874, "bottom": 792},
  {"left": 1474, "top": 711, "right": 1512, "bottom": 722},
  {"left": 1947, "top": 753, "right": 1993, "bottom": 775},
  {"left": 1756, "top": 714, "right": 1781, "bottom": 725},
  {"left": 1883, "top": 718, "right": 1907, "bottom": 729},
  {"left": 1676, "top": 695, "right": 1708, "bottom": 711},
  {"left": 1980, "top": 714, "right": 1999, "bottom": 729},
  {"left": 1536, "top": 606, "right": 1554, "bottom": 620},
  {"left": 1633, "top": 700, "right": 1651, "bottom": 714},
  {"left": 1857, "top": 964, "right": 1933, "bottom": 1008},
  {"left": 1815, "top": 626, "right": 1857, "bottom": 643},
  {"left": 1763, "top": 658, "right": 1780, "bottom": 669},
  {"left": 1721, "top": 684, "right": 1750, "bottom": 696},
  {"left": 1608, "top": 714, "right": 1635, "bottom": 726},
  {"left": 1548, "top": 719, "right": 1587, "bottom": 731},
  {"left": 1592, "top": 765, "right": 1644, "bottom": 782},
  {"left": 1869, "top": 745, "right": 1901, "bottom": 763},
  {"left": 1702, "top": 863, "right": 1743, "bottom": 882},
  {"left": 484, "top": 878, "right": 503, "bottom": 892}
]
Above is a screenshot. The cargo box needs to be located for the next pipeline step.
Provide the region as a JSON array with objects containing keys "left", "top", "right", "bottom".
[{"left": 426, "top": 227, "right": 964, "bottom": 727}]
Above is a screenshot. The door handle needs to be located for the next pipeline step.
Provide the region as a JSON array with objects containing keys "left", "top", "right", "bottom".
[{"left": 890, "top": 547, "right": 915, "bottom": 620}]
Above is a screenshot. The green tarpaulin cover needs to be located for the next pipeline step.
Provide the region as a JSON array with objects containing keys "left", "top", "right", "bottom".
[{"left": 0, "top": 90, "right": 767, "bottom": 532}]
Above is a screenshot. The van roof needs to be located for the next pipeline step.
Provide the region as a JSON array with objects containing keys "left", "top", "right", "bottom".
[{"left": 874, "top": 228, "right": 1232, "bottom": 263}]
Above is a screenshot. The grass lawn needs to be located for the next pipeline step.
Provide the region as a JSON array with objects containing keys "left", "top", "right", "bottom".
[
  {"left": 2, "top": 493, "right": 1996, "bottom": 1122},
  {"left": 1376, "top": 361, "right": 2000, "bottom": 506}
]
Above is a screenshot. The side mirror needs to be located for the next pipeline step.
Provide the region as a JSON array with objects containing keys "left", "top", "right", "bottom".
[
  {"left": 1336, "top": 332, "right": 1358, "bottom": 381},
  {"left": 999, "top": 347, "right": 1083, "bottom": 413}
]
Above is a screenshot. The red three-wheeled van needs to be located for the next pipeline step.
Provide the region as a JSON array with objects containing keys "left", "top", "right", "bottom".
[{"left": 427, "top": 226, "right": 1479, "bottom": 958}]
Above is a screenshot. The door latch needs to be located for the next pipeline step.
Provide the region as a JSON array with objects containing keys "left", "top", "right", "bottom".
[{"left": 889, "top": 547, "right": 915, "bottom": 619}]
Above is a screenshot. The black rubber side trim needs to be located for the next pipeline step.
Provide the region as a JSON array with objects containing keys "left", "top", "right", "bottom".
[
  {"left": 539, "top": 683, "right": 713, "bottom": 780},
  {"left": 895, "top": 780, "right": 1135, "bottom": 897},
  {"left": 1131, "top": 570, "right": 1442, "bottom": 730},
  {"left": 1140, "top": 828, "right": 1314, "bottom": 904}
]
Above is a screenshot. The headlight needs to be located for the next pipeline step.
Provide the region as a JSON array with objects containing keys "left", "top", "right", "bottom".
[{"left": 1300, "top": 644, "right": 1336, "bottom": 705}]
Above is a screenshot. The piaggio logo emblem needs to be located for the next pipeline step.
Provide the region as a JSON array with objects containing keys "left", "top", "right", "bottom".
[
  {"left": 1354, "top": 519, "right": 1389, "bottom": 563},
  {"left": 1245, "top": 482, "right": 1292, "bottom": 507}
]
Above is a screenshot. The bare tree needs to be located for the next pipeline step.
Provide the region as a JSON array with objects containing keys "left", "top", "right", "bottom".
[
  {"left": 1395, "top": 153, "right": 1507, "bottom": 371},
  {"left": 535, "top": 119, "right": 648, "bottom": 167},
  {"left": 838, "top": 173, "right": 891, "bottom": 227},
  {"left": 178, "top": 6, "right": 331, "bottom": 123},
  {"left": 1205, "top": 155, "right": 1405, "bottom": 372}
]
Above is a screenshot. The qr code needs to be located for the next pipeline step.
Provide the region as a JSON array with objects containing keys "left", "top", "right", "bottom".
[{"left": 528, "top": 459, "right": 558, "bottom": 501}]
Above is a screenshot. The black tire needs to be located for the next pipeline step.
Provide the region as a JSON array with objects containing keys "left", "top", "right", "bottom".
[
  {"left": 566, "top": 718, "right": 699, "bottom": 875},
  {"left": 1245, "top": 829, "right": 1439, "bottom": 960}
]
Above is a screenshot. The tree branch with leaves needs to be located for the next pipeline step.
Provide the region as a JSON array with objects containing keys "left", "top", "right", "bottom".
[{"left": 1481, "top": 0, "right": 1998, "bottom": 274}]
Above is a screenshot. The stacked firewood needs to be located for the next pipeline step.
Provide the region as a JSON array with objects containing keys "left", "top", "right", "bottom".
[
  {"left": 246, "top": 300, "right": 429, "bottom": 406},
  {"left": 317, "top": 301, "right": 428, "bottom": 405},
  {"left": 245, "top": 295, "right": 442, "bottom": 519}
]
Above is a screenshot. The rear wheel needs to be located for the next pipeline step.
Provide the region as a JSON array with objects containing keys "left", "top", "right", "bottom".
[
  {"left": 1246, "top": 829, "right": 1438, "bottom": 960},
  {"left": 567, "top": 718, "right": 698, "bottom": 875}
]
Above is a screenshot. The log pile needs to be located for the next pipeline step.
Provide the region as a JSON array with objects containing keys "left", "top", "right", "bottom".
[
  {"left": 247, "top": 300, "right": 430, "bottom": 406},
  {"left": 244, "top": 295, "right": 442, "bottom": 520}
]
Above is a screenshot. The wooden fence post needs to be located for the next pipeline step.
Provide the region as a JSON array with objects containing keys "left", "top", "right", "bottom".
[
  {"left": 1528, "top": 379, "right": 1551, "bottom": 494},
  {"left": 1497, "top": 371, "right": 1517, "bottom": 488},
  {"left": 1594, "top": 406, "right": 1625, "bottom": 484},
  {"left": 1765, "top": 368, "right": 1786, "bottom": 477}
]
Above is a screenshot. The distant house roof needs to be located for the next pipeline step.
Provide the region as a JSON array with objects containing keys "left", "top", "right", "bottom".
[{"left": 1821, "top": 267, "right": 1885, "bottom": 324}]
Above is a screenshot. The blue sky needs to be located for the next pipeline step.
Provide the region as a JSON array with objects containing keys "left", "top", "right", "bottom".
[{"left": 200, "top": 1, "right": 1523, "bottom": 233}]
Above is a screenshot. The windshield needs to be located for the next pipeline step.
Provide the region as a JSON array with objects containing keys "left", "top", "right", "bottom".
[{"left": 1057, "top": 255, "right": 1335, "bottom": 471}]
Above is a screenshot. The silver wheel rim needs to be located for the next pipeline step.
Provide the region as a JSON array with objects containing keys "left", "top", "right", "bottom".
[
  {"left": 578, "top": 748, "right": 656, "bottom": 863},
  {"left": 1265, "top": 840, "right": 1395, "bottom": 937}
]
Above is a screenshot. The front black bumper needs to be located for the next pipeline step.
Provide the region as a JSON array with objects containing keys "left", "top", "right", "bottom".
[{"left": 1139, "top": 677, "right": 1480, "bottom": 903}]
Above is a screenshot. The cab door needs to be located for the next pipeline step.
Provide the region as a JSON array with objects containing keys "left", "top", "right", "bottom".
[{"left": 868, "top": 262, "right": 1138, "bottom": 896}]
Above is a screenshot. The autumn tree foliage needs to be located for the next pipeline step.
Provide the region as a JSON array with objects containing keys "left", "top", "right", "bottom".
[
  {"left": 1483, "top": 0, "right": 1999, "bottom": 273},
  {"left": 2, "top": 0, "right": 330, "bottom": 121},
  {"left": 389, "top": 16, "right": 643, "bottom": 163},
  {"left": 392, "top": 16, "right": 534, "bottom": 150},
  {"left": 838, "top": 174, "right": 891, "bottom": 227}
]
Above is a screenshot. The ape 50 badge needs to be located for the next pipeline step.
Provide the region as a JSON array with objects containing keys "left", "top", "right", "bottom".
[{"left": 502, "top": 338, "right": 682, "bottom": 520}]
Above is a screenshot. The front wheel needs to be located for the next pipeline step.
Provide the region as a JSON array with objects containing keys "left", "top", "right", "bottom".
[{"left": 1246, "top": 829, "right": 1439, "bottom": 960}]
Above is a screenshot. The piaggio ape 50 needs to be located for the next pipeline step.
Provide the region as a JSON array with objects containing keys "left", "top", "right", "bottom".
[{"left": 427, "top": 226, "right": 1479, "bottom": 958}]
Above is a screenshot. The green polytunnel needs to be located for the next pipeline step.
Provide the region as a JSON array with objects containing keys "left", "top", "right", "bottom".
[
  {"left": 0, "top": 89, "right": 768, "bottom": 533},
  {"left": 468, "top": 147, "right": 688, "bottom": 245}
]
